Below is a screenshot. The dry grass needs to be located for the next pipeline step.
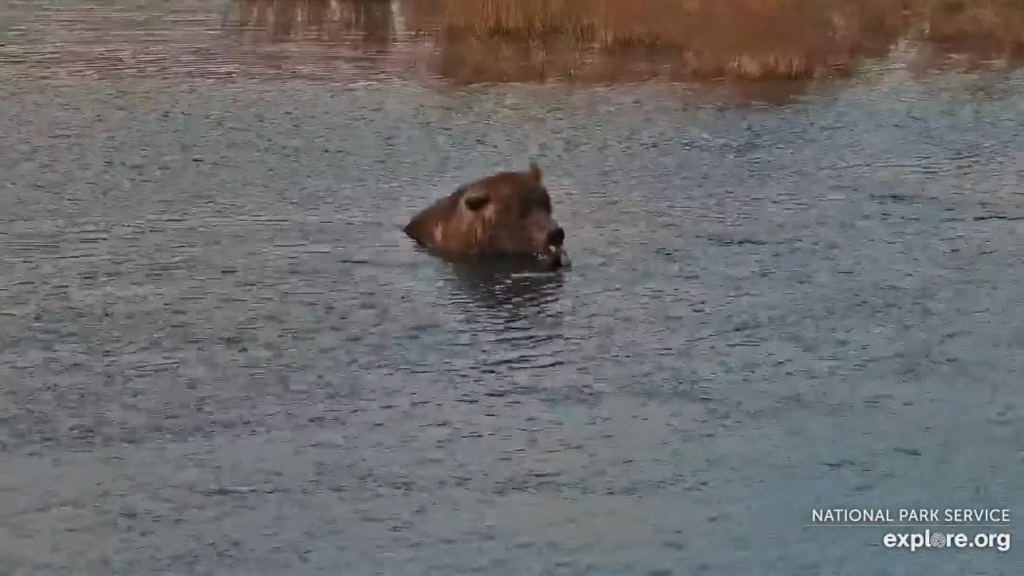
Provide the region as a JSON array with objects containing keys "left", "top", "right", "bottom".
[
  {"left": 395, "top": 0, "right": 447, "bottom": 35},
  {"left": 920, "top": 0, "right": 1024, "bottom": 61},
  {"left": 438, "top": 0, "right": 1024, "bottom": 79},
  {"left": 439, "top": 0, "right": 906, "bottom": 79},
  {"left": 223, "top": 0, "right": 1024, "bottom": 83}
]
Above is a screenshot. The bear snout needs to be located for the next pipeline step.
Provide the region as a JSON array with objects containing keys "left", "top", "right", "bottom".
[{"left": 546, "top": 227, "right": 565, "bottom": 248}]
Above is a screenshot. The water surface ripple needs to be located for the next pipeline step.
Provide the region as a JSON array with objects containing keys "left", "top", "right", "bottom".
[{"left": 1, "top": 1, "right": 1023, "bottom": 575}]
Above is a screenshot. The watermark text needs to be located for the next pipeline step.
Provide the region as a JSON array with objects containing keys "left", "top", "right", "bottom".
[{"left": 883, "top": 530, "right": 1011, "bottom": 552}]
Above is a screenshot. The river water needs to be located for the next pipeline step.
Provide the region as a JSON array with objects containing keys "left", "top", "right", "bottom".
[{"left": 1, "top": 1, "right": 1023, "bottom": 574}]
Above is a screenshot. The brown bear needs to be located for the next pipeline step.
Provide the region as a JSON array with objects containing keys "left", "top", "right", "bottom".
[{"left": 403, "top": 162, "right": 570, "bottom": 270}]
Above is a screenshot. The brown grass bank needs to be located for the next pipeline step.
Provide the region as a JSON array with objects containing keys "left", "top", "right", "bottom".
[
  {"left": 439, "top": 0, "right": 1024, "bottom": 80},
  {"left": 917, "top": 0, "right": 1024, "bottom": 65},
  {"left": 210, "top": 0, "right": 1024, "bottom": 92},
  {"left": 441, "top": 0, "right": 906, "bottom": 80},
  {"left": 223, "top": 0, "right": 1024, "bottom": 77}
]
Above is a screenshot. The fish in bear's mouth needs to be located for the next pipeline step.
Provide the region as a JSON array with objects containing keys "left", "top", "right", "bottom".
[{"left": 537, "top": 246, "right": 571, "bottom": 269}]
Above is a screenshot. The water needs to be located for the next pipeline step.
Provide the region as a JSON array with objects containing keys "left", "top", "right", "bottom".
[{"left": 1, "top": 1, "right": 1023, "bottom": 574}]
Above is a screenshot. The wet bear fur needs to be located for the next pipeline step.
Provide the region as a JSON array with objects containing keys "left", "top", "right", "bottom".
[{"left": 403, "top": 162, "right": 569, "bottom": 269}]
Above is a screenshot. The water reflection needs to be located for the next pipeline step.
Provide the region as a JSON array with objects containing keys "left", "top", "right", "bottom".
[
  {"left": 442, "top": 261, "right": 568, "bottom": 372},
  {"left": 4, "top": 0, "right": 1024, "bottom": 101},
  {"left": 445, "top": 261, "right": 566, "bottom": 321},
  {"left": 230, "top": 0, "right": 395, "bottom": 50}
]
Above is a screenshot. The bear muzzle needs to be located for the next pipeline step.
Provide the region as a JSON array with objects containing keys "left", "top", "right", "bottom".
[
  {"left": 545, "top": 226, "right": 569, "bottom": 269},
  {"left": 537, "top": 226, "right": 570, "bottom": 269}
]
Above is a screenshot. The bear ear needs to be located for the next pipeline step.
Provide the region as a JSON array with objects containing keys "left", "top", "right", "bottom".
[
  {"left": 528, "top": 161, "right": 543, "bottom": 183},
  {"left": 463, "top": 190, "right": 490, "bottom": 211}
]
